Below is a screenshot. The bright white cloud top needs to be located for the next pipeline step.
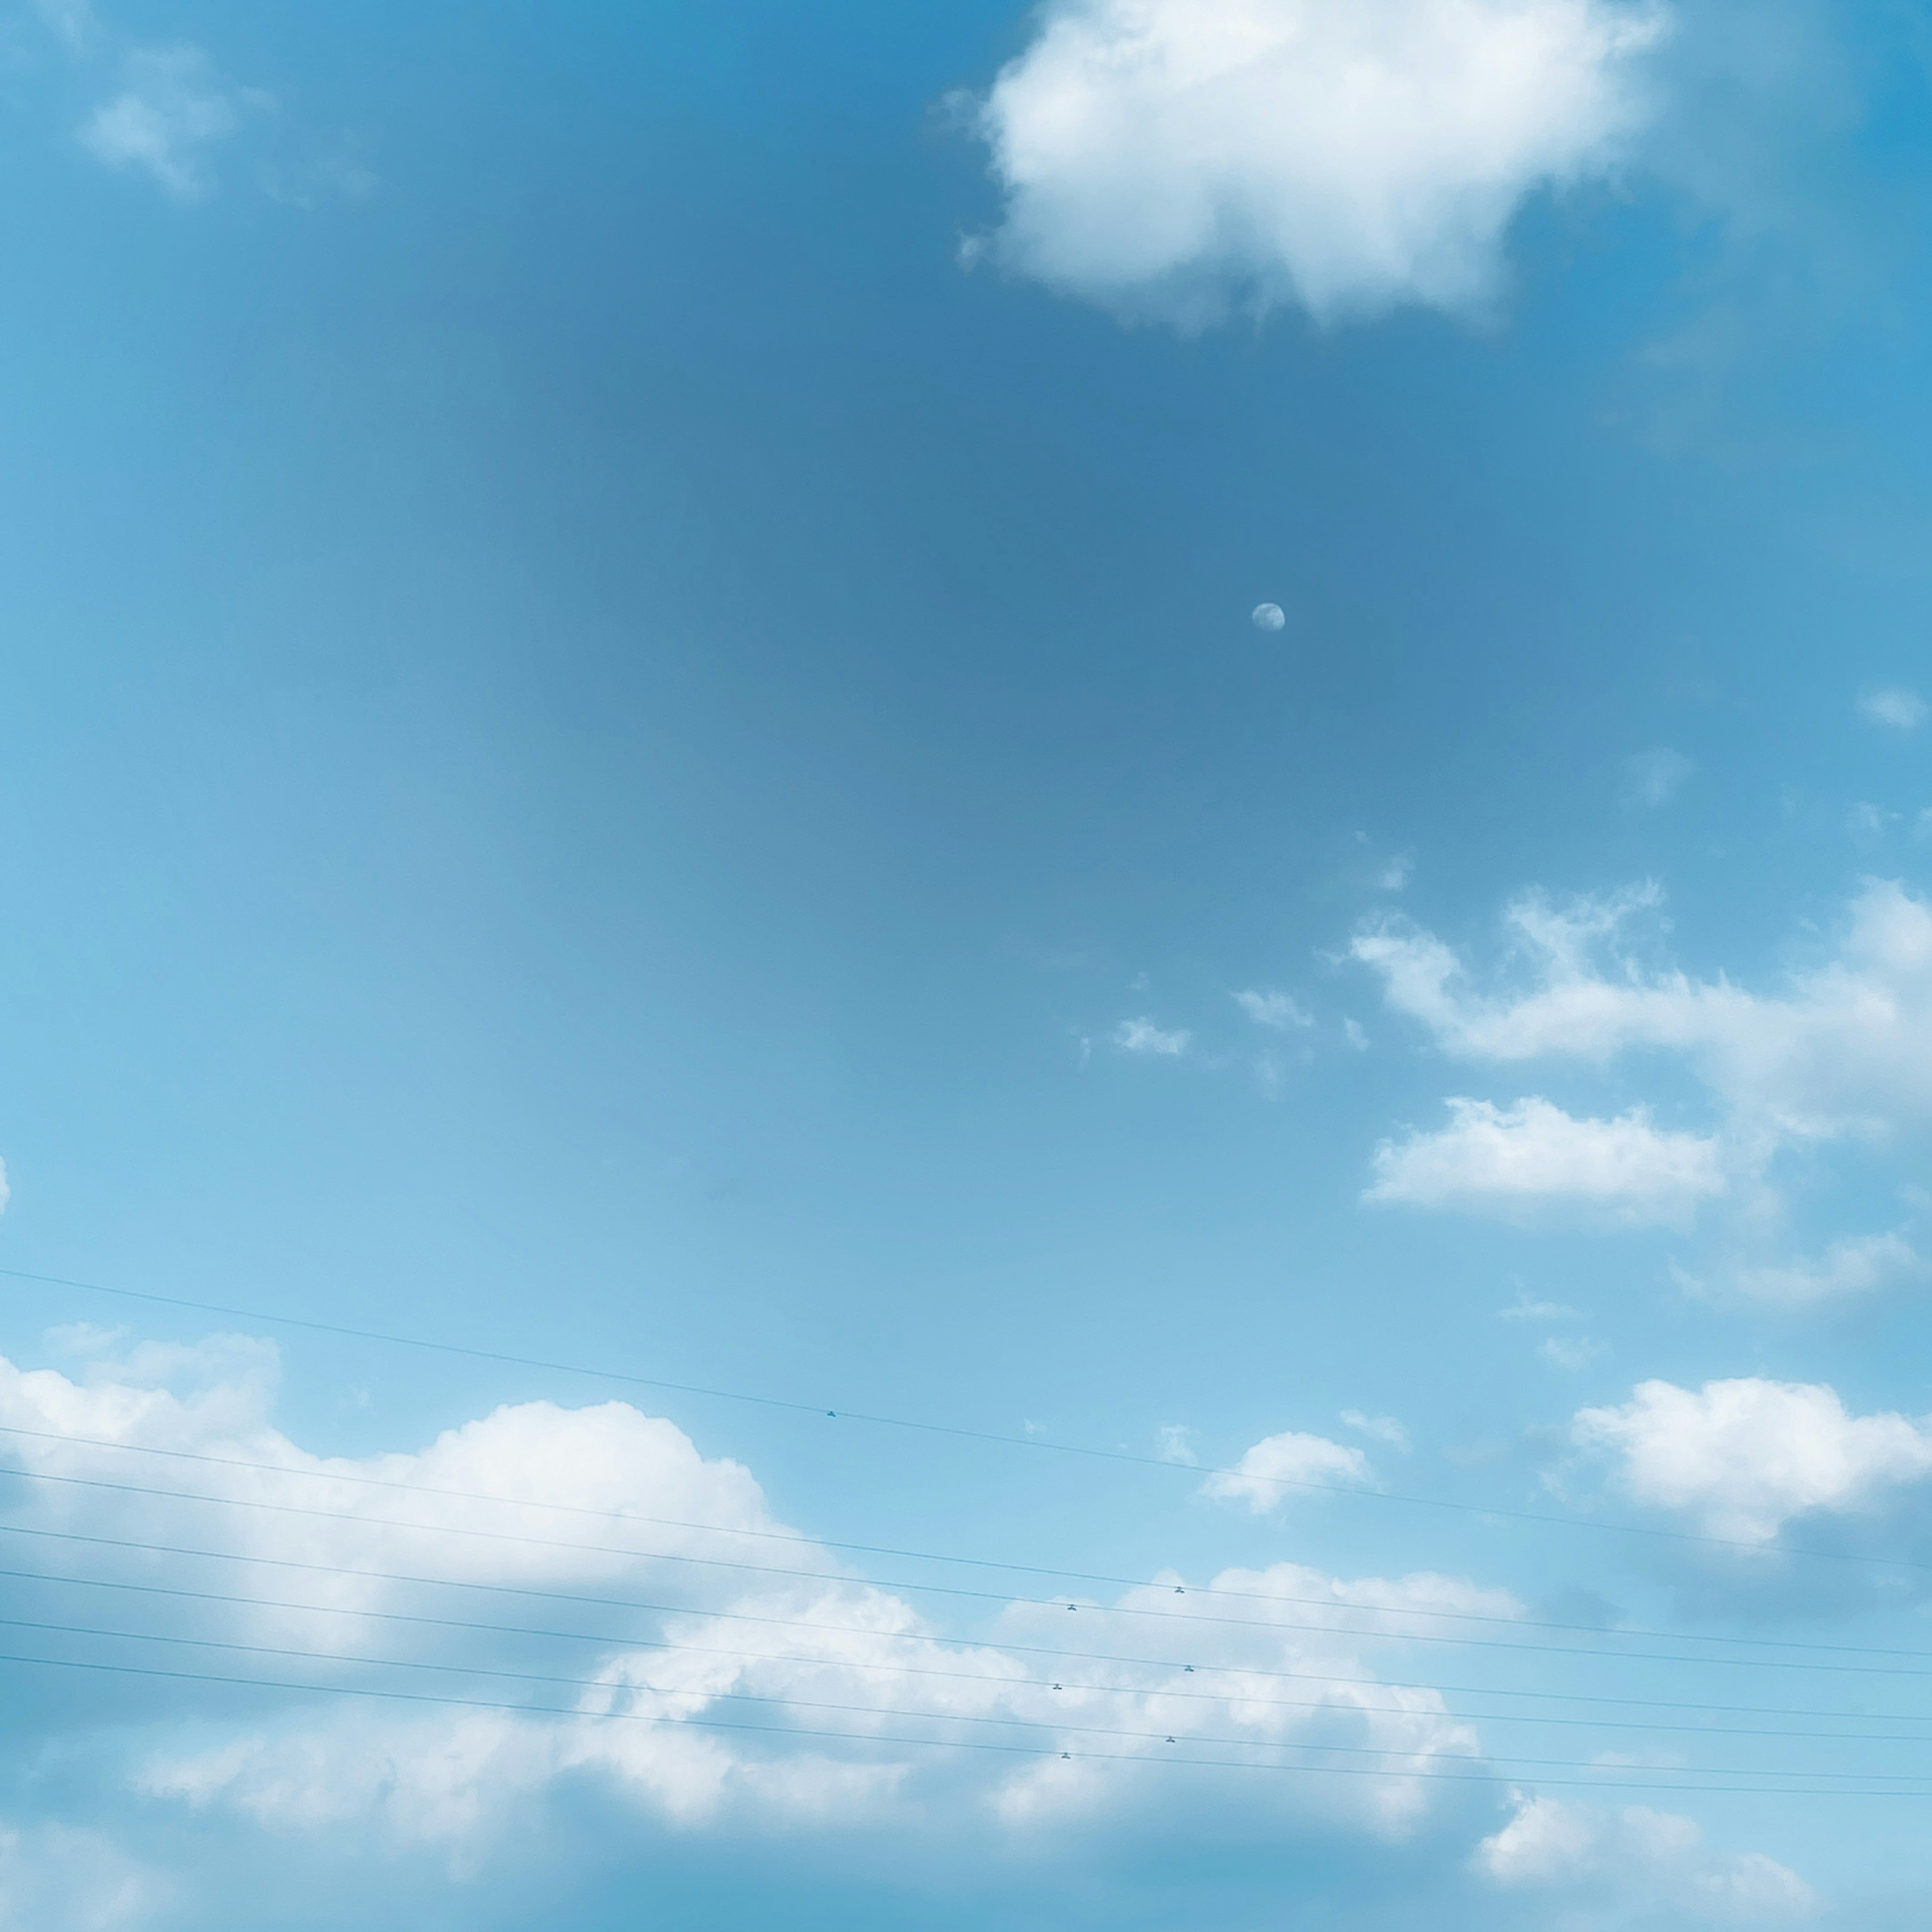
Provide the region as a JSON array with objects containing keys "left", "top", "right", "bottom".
[
  {"left": 1352, "top": 878, "right": 1932, "bottom": 1252},
  {"left": 1573, "top": 1377, "right": 1932, "bottom": 1543},
  {"left": 1476, "top": 1794, "right": 1815, "bottom": 1922},
  {"left": 1366, "top": 1096, "right": 1725, "bottom": 1225},
  {"left": 1354, "top": 879, "right": 1932, "bottom": 1131},
  {"left": 1200, "top": 1429, "right": 1374, "bottom": 1510},
  {"left": 0, "top": 1335, "right": 1550, "bottom": 1870},
  {"left": 970, "top": 0, "right": 1665, "bottom": 324}
]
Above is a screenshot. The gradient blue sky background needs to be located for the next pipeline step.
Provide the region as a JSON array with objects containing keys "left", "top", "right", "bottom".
[{"left": 6, "top": 1, "right": 1932, "bottom": 1926}]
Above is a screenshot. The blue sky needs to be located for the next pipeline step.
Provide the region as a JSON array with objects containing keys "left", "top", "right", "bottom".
[{"left": 7, "top": 0, "right": 1932, "bottom": 1924}]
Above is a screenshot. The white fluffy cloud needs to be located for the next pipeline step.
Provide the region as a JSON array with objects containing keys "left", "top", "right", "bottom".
[
  {"left": 1366, "top": 1096, "right": 1725, "bottom": 1224},
  {"left": 1355, "top": 878, "right": 1932, "bottom": 1139},
  {"left": 1572, "top": 1377, "right": 1932, "bottom": 1543},
  {"left": 1200, "top": 1430, "right": 1374, "bottom": 1511},
  {"left": 0, "top": 1336, "right": 1524, "bottom": 1866},
  {"left": 1476, "top": 1794, "right": 1815, "bottom": 1924},
  {"left": 969, "top": 0, "right": 1664, "bottom": 325},
  {"left": 1353, "top": 878, "right": 1932, "bottom": 1256}
]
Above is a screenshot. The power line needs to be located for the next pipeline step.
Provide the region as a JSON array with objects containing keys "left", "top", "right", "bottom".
[
  {"left": 4, "top": 1262, "right": 1922, "bottom": 1579},
  {"left": 16, "top": 1461, "right": 1932, "bottom": 1677},
  {"left": 9, "top": 1555, "right": 1932, "bottom": 1748},
  {"left": 8, "top": 1517, "right": 1931, "bottom": 1727},
  {"left": 2, "top": 1646, "right": 1925, "bottom": 1800},
  {"left": 28, "top": 1602, "right": 1923, "bottom": 1782},
  {"left": 5, "top": 1421, "right": 1923, "bottom": 1663}
]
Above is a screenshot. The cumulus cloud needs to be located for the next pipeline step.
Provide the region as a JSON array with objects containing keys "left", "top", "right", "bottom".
[
  {"left": 968, "top": 0, "right": 1665, "bottom": 326},
  {"left": 1365, "top": 1096, "right": 1725, "bottom": 1224},
  {"left": 1356, "top": 879, "right": 1932, "bottom": 1135},
  {"left": 1572, "top": 1377, "right": 1932, "bottom": 1542},
  {"left": 1353, "top": 878, "right": 1932, "bottom": 1250},
  {"left": 0, "top": 1338, "right": 1522, "bottom": 1870},
  {"left": 1200, "top": 1430, "right": 1374, "bottom": 1511},
  {"left": 1476, "top": 1794, "right": 1816, "bottom": 1923},
  {"left": 1111, "top": 1016, "right": 1190, "bottom": 1056},
  {"left": 78, "top": 45, "right": 263, "bottom": 201},
  {"left": 1859, "top": 687, "right": 1927, "bottom": 732}
]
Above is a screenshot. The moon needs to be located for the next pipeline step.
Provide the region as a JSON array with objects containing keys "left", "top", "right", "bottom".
[{"left": 1250, "top": 602, "right": 1286, "bottom": 632}]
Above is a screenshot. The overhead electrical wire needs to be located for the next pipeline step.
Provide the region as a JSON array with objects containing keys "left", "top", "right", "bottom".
[
  {"left": 7, "top": 1463, "right": 1932, "bottom": 1679},
  {"left": 7, "top": 1555, "right": 1932, "bottom": 1748},
  {"left": 29, "top": 1602, "right": 1932, "bottom": 1782},
  {"left": 4, "top": 1261, "right": 1925, "bottom": 1580},
  {"left": 10, "top": 1519, "right": 1931, "bottom": 1731},
  {"left": 10, "top": 1276, "right": 1932, "bottom": 1810},
  {"left": 9, "top": 1289, "right": 1931, "bottom": 1793},
  {"left": 1, "top": 1645, "right": 1926, "bottom": 1800},
  {"left": 2, "top": 1420, "right": 1922, "bottom": 1664},
  {"left": 10, "top": 1603, "right": 1932, "bottom": 1786}
]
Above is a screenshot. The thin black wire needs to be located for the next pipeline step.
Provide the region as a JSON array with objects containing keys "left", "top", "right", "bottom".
[
  {"left": 11, "top": 1555, "right": 1932, "bottom": 1748},
  {"left": 4, "top": 1421, "right": 1922, "bottom": 1664},
  {"left": 11, "top": 1463, "right": 1932, "bottom": 1678},
  {"left": 29, "top": 1603, "right": 1921, "bottom": 1782},
  {"left": 9, "top": 1517, "right": 1932, "bottom": 1727},
  {"left": 0, "top": 1463, "right": 1904, "bottom": 1682},
  {"left": 5, "top": 1262, "right": 1924, "bottom": 1579},
  {"left": 3, "top": 1647, "right": 1926, "bottom": 1799}
]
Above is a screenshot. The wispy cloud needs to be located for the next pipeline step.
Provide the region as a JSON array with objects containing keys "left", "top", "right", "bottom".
[
  {"left": 78, "top": 44, "right": 263, "bottom": 201},
  {"left": 1498, "top": 1292, "right": 1582, "bottom": 1322},
  {"left": 25, "top": 4, "right": 366, "bottom": 208},
  {"left": 32, "top": 0, "right": 97, "bottom": 52},
  {"left": 1111, "top": 1016, "right": 1190, "bottom": 1057},
  {"left": 1340, "top": 1410, "right": 1410, "bottom": 1452},
  {"left": 1353, "top": 879, "right": 1932, "bottom": 1233},
  {"left": 1622, "top": 747, "right": 1694, "bottom": 809},
  {"left": 1859, "top": 686, "right": 1927, "bottom": 731},
  {"left": 1233, "top": 988, "right": 1311, "bottom": 1030},
  {"left": 1539, "top": 1335, "right": 1605, "bottom": 1371},
  {"left": 1679, "top": 1230, "right": 1923, "bottom": 1306}
]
